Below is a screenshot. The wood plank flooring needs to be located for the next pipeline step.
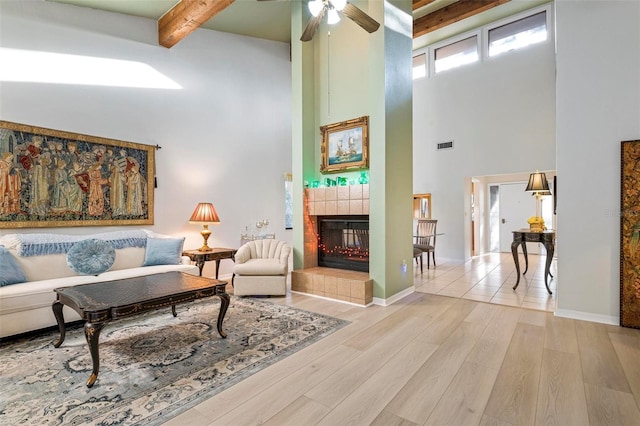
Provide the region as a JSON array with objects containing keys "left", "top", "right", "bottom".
[{"left": 164, "top": 288, "right": 640, "bottom": 425}]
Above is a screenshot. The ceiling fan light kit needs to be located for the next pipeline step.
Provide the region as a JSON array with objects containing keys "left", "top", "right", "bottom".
[
  {"left": 301, "top": 0, "right": 380, "bottom": 42},
  {"left": 327, "top": 9, "right": 341, "bottom": 24}
]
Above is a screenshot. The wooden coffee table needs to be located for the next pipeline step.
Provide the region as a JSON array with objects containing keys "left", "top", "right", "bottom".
[{"left": 52, "top": 271, "right": 229, "bottom": 388}]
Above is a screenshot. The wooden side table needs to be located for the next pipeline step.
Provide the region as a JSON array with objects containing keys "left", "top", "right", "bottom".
[
  {"left": 511, "top": 229, "right": 555, "bottom": 294},
  {"left": 182, "top": 248, "right": 237, "bottom": 278}
]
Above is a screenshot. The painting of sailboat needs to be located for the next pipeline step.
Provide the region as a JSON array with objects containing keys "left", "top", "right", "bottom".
[{"left": 320, "top": 116, "right": 369, "bottom": 173}]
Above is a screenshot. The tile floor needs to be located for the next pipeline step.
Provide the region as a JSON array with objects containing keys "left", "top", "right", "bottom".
[{"left": 413, "top": 252, "right": 557, "bottom": 312}]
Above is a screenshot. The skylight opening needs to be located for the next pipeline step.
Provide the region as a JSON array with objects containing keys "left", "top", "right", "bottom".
[{"left": 0, "top": 48, "right": 182, "bottom": 89}]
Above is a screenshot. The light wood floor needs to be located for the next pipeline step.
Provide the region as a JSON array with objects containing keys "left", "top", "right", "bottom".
[{"left": 165, "top": 270, "right": 640, "bottom": 425}]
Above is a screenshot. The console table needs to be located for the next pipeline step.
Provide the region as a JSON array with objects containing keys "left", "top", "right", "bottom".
[
  {"left": 511, "top": 229, "right": 555, "bottom": 294},
  {"left": 182, "top": 248, "right": 237, "bottom": 278}
]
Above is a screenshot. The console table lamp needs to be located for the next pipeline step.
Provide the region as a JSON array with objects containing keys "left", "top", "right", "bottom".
[
  {"left": 525, "top": 171, "right": 550, "bottom": 231},
  {"left": 189, "top": 202, "right": 220, "bottom": 251}
]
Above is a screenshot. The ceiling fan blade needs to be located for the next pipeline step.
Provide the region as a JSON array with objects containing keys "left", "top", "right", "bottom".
[
  {"left": 342, "top": 2, "right": 380, "bottom": 34},
  {"left": 300, "top": 7, "right": 326, "bottom": 42}
]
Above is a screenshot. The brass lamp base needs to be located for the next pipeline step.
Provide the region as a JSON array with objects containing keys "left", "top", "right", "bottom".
[
  {"left": 199, "top": 225, "right": 212, "bottom": 252},
  {"left": 529, "top": 223, "right": 544, "bottom": 232},
  {"left": 528, "top": 216, "right": 546, "bottom": 232}
]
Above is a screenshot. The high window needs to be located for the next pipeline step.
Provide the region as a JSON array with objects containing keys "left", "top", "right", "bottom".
[
  {"left": 413, "top": 53, "right": 426, "bottom": 79},
  {"left": 414, "top": 5, "right": 552, "bottom": 78},
  {"left": 488, "top": 11, "right": 547, "bottom": 57},
  {"left": 434, "top": 36, "right": 479, "bottom": 74}
]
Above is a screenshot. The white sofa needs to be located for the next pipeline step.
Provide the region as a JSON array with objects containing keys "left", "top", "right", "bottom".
[
  {"left": 232, "top": 239, "right": 291, "bottom": 296},
  {"left": 0, "top": 230, "right": 198, "bottom": 338}
]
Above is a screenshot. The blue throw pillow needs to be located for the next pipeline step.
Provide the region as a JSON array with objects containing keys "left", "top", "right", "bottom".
[
  {"left": 143, "top": 237, "right": 185, "bottom": 266},
  {"left": 66, "top": 239, "right": 116, "bottom": 276},
  {"left": 0, "top": 246, "right": 28, "bottom": 286}
]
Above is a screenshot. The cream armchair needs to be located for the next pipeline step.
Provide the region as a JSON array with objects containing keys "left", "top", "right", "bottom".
[{"left": 232, "top": 239, "right": 291, "bottom": 296}]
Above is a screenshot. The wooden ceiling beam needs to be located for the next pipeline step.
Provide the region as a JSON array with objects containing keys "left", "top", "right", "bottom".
[
  {"left": 158, "top": 0, "right": 235, "bottom": 48},
  {"left": 413, "top": 0, "right": 437, "bottom": 11},
  {"left": 414, "top": 0, "right": 510, "bottom": 38}
]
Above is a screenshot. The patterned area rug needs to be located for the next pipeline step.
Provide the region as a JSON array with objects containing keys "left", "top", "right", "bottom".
[{"left": 0, "top": 297, "right": 349, "bottom": 425}]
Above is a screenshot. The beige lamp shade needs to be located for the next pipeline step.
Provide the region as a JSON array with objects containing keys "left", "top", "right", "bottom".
[{"left": 189, "top": 202, "right": 220, "bottom": 224}]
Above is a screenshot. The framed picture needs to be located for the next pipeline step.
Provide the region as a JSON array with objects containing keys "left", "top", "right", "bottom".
[
  {"left": 320, "top": 116, "right": 369, "bottom": 173},
  {"left": 621, "top": 139, "right": 640, "bottom": 328},
  {"left": 0, "top": 121, "right": 155, "bottom": 228}
]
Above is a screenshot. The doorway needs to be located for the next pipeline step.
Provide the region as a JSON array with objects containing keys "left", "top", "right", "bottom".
[
  {"left": 498, "top": 182, "right": 540, "bottom": 254},
  {"left": 494, "top": 180, "right": 554, "bottom": 254}
]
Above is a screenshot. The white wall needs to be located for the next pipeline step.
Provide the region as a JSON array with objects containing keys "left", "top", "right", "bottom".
[
  {"left": 0, "top": 0, "right": 292, "bottom": 279},
  {"left": 555, "top": 0, "right": 640, "bottom": 324},
  {"left": 412, "top": 7, "right": 557, "bottom": 261}
]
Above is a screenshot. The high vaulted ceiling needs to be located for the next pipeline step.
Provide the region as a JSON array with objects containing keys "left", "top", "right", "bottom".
[{"left": 49, "top": 0, "right": 551, "bottom": 49}]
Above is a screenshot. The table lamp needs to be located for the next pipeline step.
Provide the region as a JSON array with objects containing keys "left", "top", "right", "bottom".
[
  {"left": 189, "top": 202, "right": 220, "bottom": 251},
  {"left": 525, "top": 171, "right": 550, "bottom": 231}
]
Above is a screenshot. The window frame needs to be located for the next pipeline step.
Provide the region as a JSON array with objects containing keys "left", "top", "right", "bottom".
[
  {"left": 482, "top": 4, "right": 553, "bottom": 60},
  {"left": 412, "top": 48, "right": 428, "bottom": 80},
  {"left": 429, "top": 29, "right": 481, "bottom": 76}
]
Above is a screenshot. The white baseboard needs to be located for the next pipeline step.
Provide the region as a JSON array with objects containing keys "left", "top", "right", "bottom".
[
  {"left": 554, "top": 308, "right": 619, "bottom": 326},
  {"left": 372, "top": 286, "right": 415, "bottom": 307}
]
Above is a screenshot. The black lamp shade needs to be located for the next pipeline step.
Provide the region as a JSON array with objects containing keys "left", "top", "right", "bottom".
[{"left": 525, "top": 171, "right": 550, "bottom": 192}]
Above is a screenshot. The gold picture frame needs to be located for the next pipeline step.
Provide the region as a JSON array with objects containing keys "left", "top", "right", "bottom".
[
  {"left": 320, "top": 116, "right": 369, "bottom": 173},
  {"left": 0, "top": 121, "right": 155, "bottom": 228}
]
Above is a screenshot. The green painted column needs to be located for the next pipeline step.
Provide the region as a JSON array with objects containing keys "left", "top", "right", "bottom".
[
  {"left": 368, "top": 0, "right": 414, "bottom": 300},
  {"left": 291, "top": 0, "right": 317, "bottom": 271},
  {"left": 292, "top": 0, "right": 414, "bottom": 302}
]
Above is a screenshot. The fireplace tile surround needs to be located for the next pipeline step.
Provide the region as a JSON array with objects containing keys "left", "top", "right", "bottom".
[
  {"left": 306, "top": 184, "right": 370, "bottom": 216},
  {"left": 291, "top": 184, "right": 373, "bottom": 306}
]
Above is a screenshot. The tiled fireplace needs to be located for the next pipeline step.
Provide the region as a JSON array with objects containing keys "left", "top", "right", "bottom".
[{"left": 291, "top": 185, "right": 373, "bottom": 306}]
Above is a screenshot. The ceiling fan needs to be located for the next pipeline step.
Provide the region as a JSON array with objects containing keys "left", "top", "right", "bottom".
[{"left": 299, "top": 0, "right": 381, "bottom": 42}]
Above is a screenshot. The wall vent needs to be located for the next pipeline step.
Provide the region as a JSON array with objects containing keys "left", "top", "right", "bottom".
[{"left": 437, "top": 141, "right": 454, "bottom": 150}]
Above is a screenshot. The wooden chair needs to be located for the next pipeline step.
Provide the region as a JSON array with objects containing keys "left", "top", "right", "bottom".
[
  {"left": 413, "top": 247, "right": 423, "bottom": 273},
  {"left": 414, "top": 219, "right": 437, "bottom": 269}
]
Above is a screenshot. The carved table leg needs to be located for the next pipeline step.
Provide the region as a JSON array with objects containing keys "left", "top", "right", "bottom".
[
  {"left": 511, "top": 240, "right": 521, "bottom": 290},
  {"left": 543, "top": 242, "right": 554, "bottom": 295},
  {"left": 52, "top": 301, "right": 66, "bottom": 348},
  {"left": 196, "top": 260, "right": 205, "bottom": 277},
  {"left": 84, "top": 321, "right": 106, "bottom": 388},
  {"left": 522, "top": 241, "right": 529, "bottom": 275},
  {"left": 171, "top": 305, "right": 177, "bottom": 317},
  {"left": 216, "top": 292, "right": 230, "bottom": 338},
  {"left": 215, "top": 259, "right": 221, "bottom": 279}
]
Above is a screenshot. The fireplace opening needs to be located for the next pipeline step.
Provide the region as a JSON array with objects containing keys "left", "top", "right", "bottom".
[{"left": 318, "top": 215, "right": 369, "bottom": 272}]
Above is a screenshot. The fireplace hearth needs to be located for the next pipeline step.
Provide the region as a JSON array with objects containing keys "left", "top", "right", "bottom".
[{"left": 317, "top": 215, "right": 369, "bottom": 272}]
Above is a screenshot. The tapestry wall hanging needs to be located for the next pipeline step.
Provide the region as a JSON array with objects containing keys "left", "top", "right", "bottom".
[
  {"left": 620, "top": 139, "right": 640, "bottom": 328},
  {"left": 0, "top": 121, "right": 154, "bottom": 228}
]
